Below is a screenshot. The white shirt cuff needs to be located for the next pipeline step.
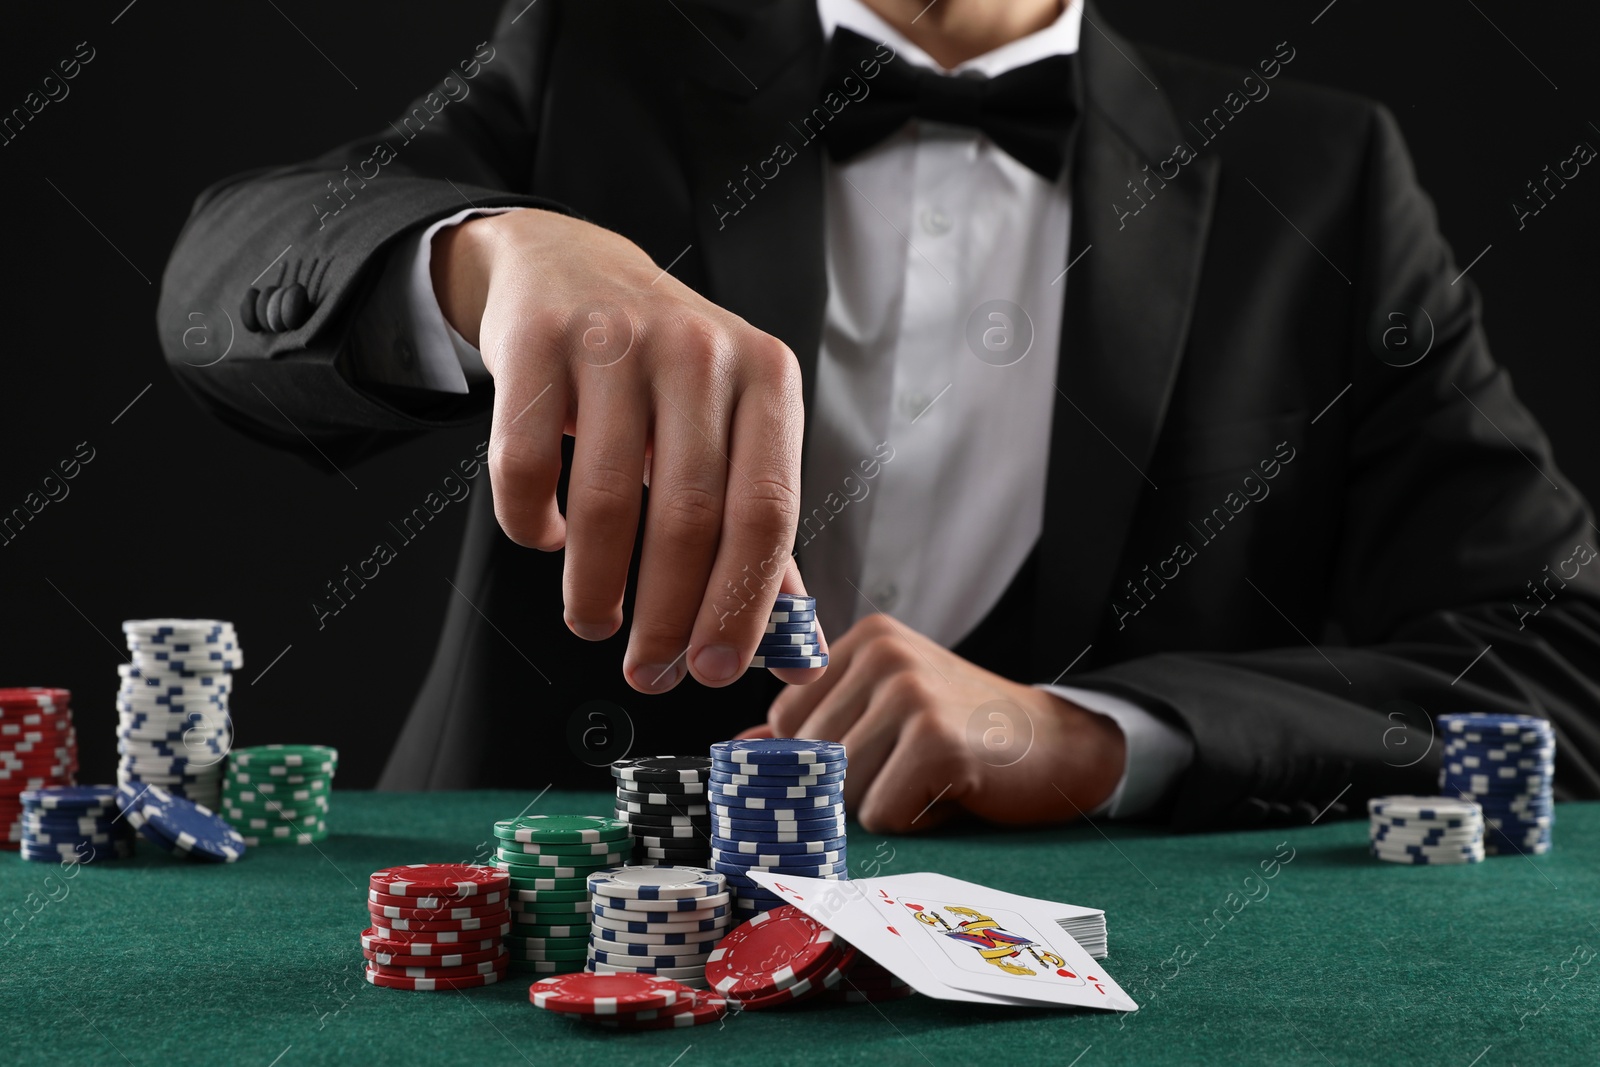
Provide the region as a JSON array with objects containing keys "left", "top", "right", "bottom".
[
  {"left": 352, "top": 206, "right": 520, "bottom": 393},
  {"left": 1039, "top": 685, "right": 1195, "bottom": 819}
]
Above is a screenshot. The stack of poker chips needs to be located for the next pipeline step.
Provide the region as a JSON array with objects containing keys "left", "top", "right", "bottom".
[
  {"left": 1439, "top": 712, "right": 1555, "bottom": 856},
  {"left": 116, "top": 782, "right": 247, "bottom": 862},
  {"left": 709, "top": 739, "right": 847, "bottom": 920},
  {"left": 611, "top": 755, "right": 712, "bottom": 865},
  {"left": 705, "top": 904, "right": 857, "bottom": 1008},
  {"left": 586, "top": 866, "right": 732, "bottom": 990},
  {"left": 1367, "top": 795, "right": 1485, "bottom": 865},
  {"left": 751, "top": 593, "right": 828, "bottom": 669},
  {"left": 530, "top": 972, "right": 731, "bottom": 1030},
  {"left": 491, "top": 815, "right": 629, "bottom": 976},
  {"left": 19, "top": 785, "right": 134, "bottom": 864},
  {"left": 118, "top": 619, "right": 241, "bottom": 811},
  {"left": 221, "top": 744, "right": 337, "bottom": 845},
  {"left": 0, "top": 688, "right": 79, "bottom": 847},
  {"left": 363, "top": 864, "right": 512, "bottom": 990}
]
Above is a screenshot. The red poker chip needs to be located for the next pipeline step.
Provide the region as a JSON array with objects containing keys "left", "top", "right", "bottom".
[
  {"left": 596, "top": 992, "right": 731, "bottom": 1029},
  {"left": 369, "top": 863, "right": 510, "bottom": 898},
  {"left": 360, "top": 928, "right": 500, "bottom": 956},
  {"left": 364, "top": 944, "right": 507, "bottom": 969},
  {"left": 0, "top": 689, "right": 71, "bottom": 709},
  {"left": 370, "top": 921, "right": 511, "bottom": 943},
  {"left": 368, "top": 888, "right": 506, "bottom": 910},
  {"left": 363, "top": 963, "right": 504, "bottom": 990},
  {"left": 705, "top": 905, "right": 842, "bottom": 1000},
  {"left": 368, "top": 955, "right": 510, "bottom": 981},
  {"left": 529, "top": 972, "right": 693, "bottom": 1015},
  {"left": 369, "top": 910, "right": 510, "bottom": 932},
  {"left": 729, "top": 945, "right": 855, "bottom": 1012},
  {"left": 368, "top": 899, "right": 510, "bottom": 921}
]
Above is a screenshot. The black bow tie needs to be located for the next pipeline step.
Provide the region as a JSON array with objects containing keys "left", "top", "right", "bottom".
[{"left": 819, "top": 27, "right": 1082, "bottom": 180}]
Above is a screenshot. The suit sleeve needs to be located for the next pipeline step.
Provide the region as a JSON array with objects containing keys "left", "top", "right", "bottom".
[
  {"left": 1068, "top": 104, "right": 1600, "bottom": 831},
  {"left": 154, "top": 0, "right": 568, "bottom": 465}
]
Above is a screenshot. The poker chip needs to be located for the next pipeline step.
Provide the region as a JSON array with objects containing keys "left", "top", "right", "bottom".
[
  {"left": 615, "top": 809, "right": 705, "bottom": 827},
  {"left": 749, "top": 655, "right": 828, "bottom": 669},
  {"left": 592, "top": 993, "right": 731, "bottom": 1029},
  {"left": 361, "top": 929, "right": 500, "bottom": 955},
  {"left": 708, "top": 780, "right": 843, "bottom": 799},
  {"left": 509, "top": 887, "right": 588, "bottom": 903},
  {"left": 369, "top": 899, "right": 510, "bottom": 921},
  {"left": 364, "top": 943, "right": 507, "bottom": 968},
  {"left": 591, "top": 935, "right": 721, "bottom": 957},
  {"left": 594, "top": 901, "right": 730, "bottom": 923},
  {"left": 640, "top": 847, "right": 713, "bottom": 863},
  {"left": 592, "top": 892, "right": 731, "bottom": 912},
  {"left": 611, "top": 756, "right": 714, "bottom": 784},
  {"left": 529, "top": 972, "right": 690, "bottom": 1014},
  {"left": 363, "top": 963, "right": 504, "bottom": 990},
  {"left": 590, "top": 959, "right": 709, "bottom": 981},
  {"left": 588, "top": 866, "right": 725, "bottom": 900},
  {"left": 709, "top": 791, "right": 843, "bottom": 810},
  {"left": 15, "top": 784, "right": 134, "bottom": 860},
  {"left": 507, "top": 927, "right": 590, "bottom": 942},
  {"left": 371, "top": 921, "right": 512, "bottom": 942},
  {"left": 116, "top": 782, "right": 246, "bottom": 861},
  {"left": 593, "top": 913, "right": 728, "bottom": 936},
  {"left": 710, "top": 758, "right": 847, "bottom": 777},
  {"left": 706, "top": 904, "right": 843, "bottom": 999},
  {"left": 370, "top": 863, "right": 510, "bottom": 897},
  {"left": 615, "top": 789, "right": 711, "bottom": 810},
  {"left": 495, "top": 814, "right": 631, "bottom": 844},
  {"left": 221, "top": 743, "right": 338, "bottom": 846},
  {"left": 492, "top": 845, "right": 627, "bottom": 867},
  {"left": 1368, "top": 794, "right": 1487, "bottom": 866},
  {"left": 495, "top": 836, "right": 628, "bottom": 856}
]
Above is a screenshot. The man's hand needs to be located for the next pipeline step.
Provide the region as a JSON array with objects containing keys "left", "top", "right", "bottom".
[
  {"left": 743, "top": 614, "right": 1127, "bottom": 833},
  {"left": 433, "top": 209, "right": 825, "bottom": 693}
]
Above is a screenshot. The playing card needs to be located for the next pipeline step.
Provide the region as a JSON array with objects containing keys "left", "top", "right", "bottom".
[{"left": 750, "top": 872, "right": 1135, "bottom": 1011}]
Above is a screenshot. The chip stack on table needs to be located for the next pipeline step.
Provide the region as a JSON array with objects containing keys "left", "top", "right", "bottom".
[
  {"left": 751, "top": 593, "right": 828, "bottom": 670},
  {"left": 363, "top": 864, "right": 512, "bottom": 989},
  {"left": 490, "top": 815, "right": 629, "bottom": 976},
  {"left": 586, "top": 866, "right": 732, "bottom": 990},
  {"left": 0, "top": 687, "right": 79, "bottom": 848},
  {"left": 708, "top": 739, "right": 847, "bottom": 921},
  {"left": 116, "top": 782, "right": 247, "bottom": 862},
  {"left": 610, "top": 756, "right": 712, "bottom": 865},
  {"left": 1438, "top": 712, "right": 1555, "bottom": 856},
  {"left": 1367, "top": 795, "right": 1485, "bottom": 865},
  {"left": 118, "top": 619, "right": 241, "bottom": 811},
  {"left": 221, "top": 744, "right": 337, "bottom": 845},
  {"left": 705, "top": 904, "right": 857, "bottom": 1009},
  {"left": 530, "top": 972, "right": 731, "bottom": 1030},
  {"left": 19, "top": 785, "right": 134, "bottom": 863}
]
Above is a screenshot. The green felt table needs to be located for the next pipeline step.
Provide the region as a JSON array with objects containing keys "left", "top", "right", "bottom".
[{"left": 3, "top": 792, "right": 1596, "bottom": 1067}]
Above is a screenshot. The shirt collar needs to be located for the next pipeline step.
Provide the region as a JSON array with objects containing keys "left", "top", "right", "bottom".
[{"left": 816, "top": 0, "right": 1082, "bottom": 76}]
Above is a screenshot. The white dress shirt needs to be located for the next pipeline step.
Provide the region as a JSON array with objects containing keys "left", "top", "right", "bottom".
[{"left": 356, "top": 0, "right": 1194, "bottom": 817}]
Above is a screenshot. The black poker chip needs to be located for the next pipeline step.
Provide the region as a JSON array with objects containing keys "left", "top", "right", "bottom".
[{"left": 611, "top": 756, "right": 712, "bottom": 784}]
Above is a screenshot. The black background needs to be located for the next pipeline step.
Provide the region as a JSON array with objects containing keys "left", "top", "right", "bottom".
[{"left": 1, "top": 1, "right": 1595, "bottom": 789}]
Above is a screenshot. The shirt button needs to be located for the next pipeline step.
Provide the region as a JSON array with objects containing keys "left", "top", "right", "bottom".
[
  {"left": 920, "top": 207, "right": 952, "bottom": 235},
  {"left": 873, "top": 583, "right": 899, "bottom": 611}
]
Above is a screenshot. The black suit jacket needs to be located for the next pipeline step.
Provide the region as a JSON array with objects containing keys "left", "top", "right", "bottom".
[{"left": 156, "top": 0, "right": 1600, "bottom": 829}]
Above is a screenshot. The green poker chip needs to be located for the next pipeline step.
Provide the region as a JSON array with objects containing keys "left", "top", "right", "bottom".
[{"left": 493, "top": 814, "right": 629, "bottom": 844}]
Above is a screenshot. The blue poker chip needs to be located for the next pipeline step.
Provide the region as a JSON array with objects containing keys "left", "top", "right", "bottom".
[
  {"left": 712, "top": 857, "right": 848, "bottom": 877},
  {"left": 709, "top": 834, "right": 848, "bottom": 855},
  {"left": 712, "top": 848, "right": 845, "bottom": 869},
  {"left": 750, "top": 654, "right": 828, "bottom": 669},
  {"left": 730, "top": 884, "right": 786, "bottom": 903},
  {"left": 20, "top": 785, "right": 119, "bottom": 811},
  {"left": 592, "top": 902, "right": 730, "bottom": 923},
  {"left": 711, "top": 740, "right": 846, "bottom": 765},
  {"left": 589, "top": 948, "right": 713, "bottom": 968},
  {"left": 1438, "top": 712, "right": 1552, "bottom": 734},
  {"left": 709, "top": 757, "right": 847, "bottom": 777},
  {"left": 710, "top": 815, "right": 847, "bottom": 835},
  {"left": 754, "top": 632, "right": 820, "bottom": 646},
  {"left": 708, "top": 780, "right": 843, "bottom": 800},
  {"left": 765, "top": 609, "right": 816, "bottom": 624},
  {"left": 709, "top": 791, "right": 843, "bottom": 810},
  {"left": 21, "top": 813, "right": 121, "bottom": 832},
  {"left": 770, "top": 594, "right": 815, "bottom": 609},
  {"left": 762, "top": 621, "right": 818, "bottom": 635},
  {"left": 707, "top": 777, "right": 844, "bottom": 793},
  {"left": 754, "top": 643, "right": 821, "bottom": 658},
  {"left": 115, "top": 783, "right": 246, "bottom": 862},
  {"left": 592, "top": 894, "right": 726, "bottom": 913},
  {"left": 717, "top": 868, "right": 847, "bottom": 890}
]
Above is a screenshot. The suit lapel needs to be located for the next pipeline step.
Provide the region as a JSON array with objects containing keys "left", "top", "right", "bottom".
[
  {"left": 677, "top": 0, "right": 829, "bottom": 424},
  {"left": 1033, "top": 9, "right": 1221, "bottom": 668}
]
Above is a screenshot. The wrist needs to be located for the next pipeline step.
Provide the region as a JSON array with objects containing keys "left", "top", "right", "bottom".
[
  {"left": 429, "top": 213, "right": 504, "bottom": 349},
  {"left": 1029, "top": 687, "right": 1127, "bottom": 813}
]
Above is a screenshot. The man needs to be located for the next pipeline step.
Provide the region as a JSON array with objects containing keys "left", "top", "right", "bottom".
[{"left": 157, "top": 0, "right": 1600, "bottom": 834}]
